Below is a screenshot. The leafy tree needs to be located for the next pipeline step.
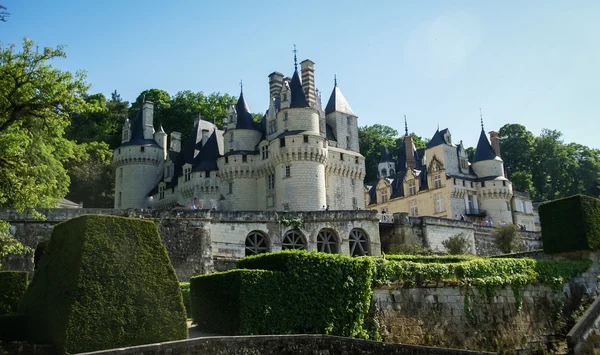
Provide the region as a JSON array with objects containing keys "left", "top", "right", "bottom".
[
  {"left": 465, "top": 147, "right": 475, "bottom": 162},
  {"left": 510, "top": 171, "right": 535, "bottom": 196},
  {"left": 129, "top": 88, "right": 171, "bottom": 124},
  {"left": 358, "top": 124, "right": 398, "bottom": 182},
  {"left": 492, "top": 224, "right": 521, "bottom": 253},
  {"left": 531, "top": 129, "right": 572, "bottom": 201},
  {"left": 105, "top": 90, "right": 130, "bottom": 148},
  {"left": 0, "top": 220, "right": 32, "bottom": 269},
  {"left": 442, "top": 233, "right": 472, "bottom": 255},
  {"left": 499, "top": 123, "right": 535, "bottom": 177},
  {"left": 394, "top": 133, "right": 428, "bottom": 151},
  {"left": 252, "top": 112, "right": 264, "bottom": 124},
  {"left": 64, "top": 142, "right": 114, "bottom": 208},
  {"left": 0, "top": 38, "right": 89, "bottom": 210}
]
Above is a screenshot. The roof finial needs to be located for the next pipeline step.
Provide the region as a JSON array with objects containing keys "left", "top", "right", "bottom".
[
  {"left": 437, "top": 123, "right": 440, "bottom": 131},
  {"left": 404, "top": 114, "right": 409, "bottom": 136},
  {"left": 240, "top": 78, "right": 243, "bottom": 92},
  {"left": 293, "top": 44, "right": 298, "bottom": 70},
  {"left": 479, "top": 108, "right": 484, "bottom": 130}
]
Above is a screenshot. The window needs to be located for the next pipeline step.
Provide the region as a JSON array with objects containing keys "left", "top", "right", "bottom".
[
  {"left": 433, "top": 174, "right": 442, "bottom": 189},
  {"left": 228, "top": 182, "right": 233, "bottom": 194},
  {"left": 165, "top": 165, "right": 171, "bottom": 179},
  {"left": 303, "top": 135, "right": 309, "bottom": 143},
  {"left": 118, "top": 148, "right": 121, "bottom": 154},
  {"left": 284, "top": 165, "right": 291, "bottom": 178},
  {"left": 352, "top": 197, "right": 358, "bottom": 208},
  {"left": 355, "top": 157, "right": 359, "bottom": 164},
  {"left": 245, "top": 231, "right": 269, "bottom": 256},
  {"left": 282, "top": 230, "right": 306, "bottom": 250},
  {"left": 381, "top": 190, "right": 388, "bottom": 203},
  {"left": 268, "top": 120, "right": 277, "bottom": 134},
  {"left": 184, "top": 166, "right": 192, "bottom": 182},
  {"left": 460, "top": 158, "right": 468, "bottom": 170},
  {"left": 435, "top": 193, "right": 444, "bottom": 213},
  {"left": 506, "top": 201, "right": 511, "bottom": 211},
  {"left": 280, "top": 138, "right": 286, "bottom": 147},
  {"left": 284, "top": 112, "right": 288, "bottom": 121},
  {"left": 410, "top": 200, "right": 418, "bottom": 217},
  {"left": 159, "top": 185, "right": 165, "bottom": 200},
  {"left": 347, "top": 116, "right": 352, "bottom": 133},
  {"left": 140, "top": 146, "right": 145, "bottom": 152},
  {"left": 482, "top": 181, "right": 486, "bottom": 188},
  {"left": 408, "top": 180, "right": 416, "bottom": 196},
  {"left": 340, "top": 153, "right": 344, "bottom": 161},
  {"left": 242, "top": 155, "right": 247, "bottom": 162},
  {"left": 206, "top": 171, "right": 210, "bottom": 178},
  {"left": 346, "top": 136, "right": 350, "bottom": 147},
  {"left": 349, "top": 229, "right": 369, "bottom": 256},
  {"left": 118, "top": 191, "right": 122, "bottom": 208},
  {"left": 351, "top": 178, "right": 356, "bottom": 186},
  {"left": 229, "top": 132, "right": 234, "bottom": 151},
  {"left": 317, "top": 229, "right": 338, "bottom": 254},
  {"left": 225, "top": 156, "right": 229, "bottom": 164},
  {"left": 267, "top": 174, "right": 275, "bottom": 190},
  {"left": 261, "top": 145, "right": 269, "bottom": 159},
  {"left": 502, "top": 180, "right": 506, "bottom": 187}
]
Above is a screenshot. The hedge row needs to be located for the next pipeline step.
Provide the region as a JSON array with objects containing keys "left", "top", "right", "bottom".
[
  {"left": 383, "top": 254, "right": 478, "bottom": 263},
  {"left": 539, "top": 194, "right": 600, "bottom": 253},
  {"left": 0, "top": 271, "right": 28, "bottom": 315},
  {"left": 19, "top": 215, "right": 187, "bottom": 354},
  {"left": 180, "top": 282, "right": 191, "bottom": 317},
  {"left": 192, "top": 251, "right": 375, "bottom": 338}
]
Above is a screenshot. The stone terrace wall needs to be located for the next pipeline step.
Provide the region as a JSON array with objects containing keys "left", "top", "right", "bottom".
[
  {"left": 474, "top": 225, "right": 542, "bottom": 256},
  {"left": 76, "top": 334, "right": 494, "bottom": 355},
  {"left": 0, "top": 209, "right": 381, "bottom": 280},
  {"left": 374, "top": 285, "right": 562, "bottom": 353}
]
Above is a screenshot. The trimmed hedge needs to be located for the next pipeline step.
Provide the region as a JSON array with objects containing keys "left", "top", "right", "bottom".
[
  {"left": 192, "top": 251, "right": 374, "bottom": 338},
  {"left": 180, "top": 282, "right": 191, "bottom": 317},
  {"left": 539, "top": 194, "right": 600, "bottom": 253},
  {"left": 19, "top": 215, "right": 187, "bottom": 354},
  {"left": 383, "top": 254, "right": 478, "bottom": 263},
  {"left": 0, "top": 271, "right": 28, "bottom": 315}
]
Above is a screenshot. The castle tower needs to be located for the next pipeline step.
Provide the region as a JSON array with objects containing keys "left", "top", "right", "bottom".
[
  {"left": 113, "top": 102, "right": 165, "bottom": 209},
  {"left": 325, "top": 77, "right": 359, "bottom": 152},
  {"left": 378, "top": 146, "right": 395, "bottom": 178}
]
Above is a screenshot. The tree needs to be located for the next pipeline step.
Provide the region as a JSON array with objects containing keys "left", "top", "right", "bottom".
[
  {"left": 442, "top": 233, "right": 472, "bottom": 255},
  {"left": 499, "top": 124, "right": 535, "bottom": 177},
  {"left": 492, "top": 224, "right": 521, "bottom": 253},
  {"left": 465, "top": 147, "right": 475, "bottom": 162},
  {"left": 358, "top": 124, "right": 399, "bottom": 182},
  {"left": 510, "top": 171, "right": 535, "bottom": 196},
  {"left": 0, "top": 220, "right": 32, "bottom": 269},
  {"left": 0, "top": 38, "right": 89, "bottom": 210},
  {"left": 252, "top": 113, "right": 264, "bottom": 124},
  {"left": 64, "top": 142, "right": 114, "bottom": 208},
  {"left": 394, "top": 133, "right": 428, "bottom": 151},
  {"left": 105, "top": 90, "right": 130, "bottom": 149}
]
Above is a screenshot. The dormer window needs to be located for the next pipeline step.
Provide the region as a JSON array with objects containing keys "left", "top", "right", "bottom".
[
  {"left": 408, "top": 180, "right": 417, "bottom": 196},
  {"left": 184, "top": 166, "right": 192, "bottom": 182},
  {"left": 433, "top": 174, "right": 442, "bottom": 189},
  {"left": 159, "top": 185, "right": 165, "bottom": 200}
]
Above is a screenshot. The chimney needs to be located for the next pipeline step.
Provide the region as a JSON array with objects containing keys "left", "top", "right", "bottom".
[
  {"left": 300, "top": 59, "right": 316, "bottom": 107},
  {"left": 142, "top": 101, "right": 155, "bottom": 140},
  {"left": 405, "top": 135, "right": 415, "bottom": 169},
  {"left": 489, "top": 131, "right": 501, "bottom": 158},
  {"left": 170, "top": 132, "right": 181, "bottom": 153},
  {"left": 268, "top": 72, "right": 284, "bottom": 100}
]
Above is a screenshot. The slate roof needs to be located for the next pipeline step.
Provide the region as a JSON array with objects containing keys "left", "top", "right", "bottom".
[
  {"left": 192, "top": 131, "right": 219, "bottom": 171},
  {"left": 472, "top": 129, "right": 498, "bottom": 162},
  {"left": 326, "top": 124, "right": 337, "bottom": 141},
  {"left": 289, "top": 69, "right": 309, "bottom": 108},
  {"left": 235, "top": 90, "right": 261, "bottom": 131},
  {"left": 121, "top": 108, "right": 160, "bottom": 147},
  {"left": 379, "top": 146, "right": 394, "bottom": 163},
  {"left": 425, "top": 128, "right": 449, "bottom": 149},
  {"left": 325, "top": 83, "right": 355, "bottom": 116}
]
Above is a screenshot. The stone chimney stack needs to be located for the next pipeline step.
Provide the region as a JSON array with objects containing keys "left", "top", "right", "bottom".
[
  {"left": 268, "top": 72, "right": 284, "bottom": 100},
  {"left": 405, "top": 135, "right": 415, "bottom": 169},
  {"left": 300, "top": 59, "right": 316, "bottom": 107},
  {"left": 142, "top": 101, "right": 155, "bottom": 140},
  {"left": 170, "top": 132, "right": 181, "bottom": 153},
  {"left": 489, "top": 131, "right": 501, "bottom": 158}
]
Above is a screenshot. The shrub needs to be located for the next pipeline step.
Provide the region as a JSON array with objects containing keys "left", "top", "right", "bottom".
[
  {"left": 442, "top": 233, "right": 472, "bottom": 255},
  {"left": 180, "top": 282, "right": 191, "bottom": 317},
  {"left": 539, "top": 194, "right": 600, "bottom": 253},
  {"left": 0, "top": 271, "right": 28, "bottom": 315},
  {"left": 383, "top": 254, "right": 477, "bottom": 263},
  {"left": 19, "top": 215, "right": 187, "bottom": 354},
  {"left": 493, "top": 224, "right": 521, "bottom": 253},
  {"left": 387, "top": 242, "right": 432, "bottom": 255},
  {"left": 192, "top": 250, "right": 375, "bottom": 338}
]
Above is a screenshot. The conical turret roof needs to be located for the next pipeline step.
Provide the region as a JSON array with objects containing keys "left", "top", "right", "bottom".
[
  {"left": 235, "top": 90, "right": 260, "bottom": 130},
  {"left": 472, "top": 129, "right": 498, "bottom": 162},
  {"left": 289, "top": 69, "right": 309, "bottom": 108},
  {"left": 325, "top": 82, "right": 355, "bottom": 116}
]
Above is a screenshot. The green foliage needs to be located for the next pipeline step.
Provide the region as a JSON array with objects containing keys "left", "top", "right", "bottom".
[
  {"left": 539, "top": 194, "right": 600, "bottom": 253},
  {"left": 358, "top": 124, "right": 399, "bottom": 182},
  {"left": 277, "top": 214, "right": 304, "bottom": 230},
  {"left": 19, "top": 215, "right": 187, "bottom": 354},
  {"left": 442, "top": 233, "right": 472, "bottom": 255},
  {"left": 493, "top": 224, "right": 521, "bottom": 253},
  {"left": 386, "top": 242, "right": 432, "bottom": 255},
  {"left": 192, "top": 251, "right": 375, "bottom": 338},
  {"left": 0, "top": 271, "right": 27, "bottom": 315},
  {"left": 180, "top": 282, "right": 191, "bottom": 317},
  {"left": 0, "top": 38, "right": 90, "bottom": 210},
  {"left": 383, "top": 254, "right": 477, "bottom": 263},
  {"left": 0, "top": 220, "right": 32, "bottom": 269},
  {"left": 64, "top": 141, "right": 114, "bottom": 207}
]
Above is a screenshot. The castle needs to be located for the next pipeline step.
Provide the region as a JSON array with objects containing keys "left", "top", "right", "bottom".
[
  {"left": 113, "top": 57, "right": 365, "bottom": 212},
  {"left": 366, "top": 119, "right": 537, "bottom": 231}
]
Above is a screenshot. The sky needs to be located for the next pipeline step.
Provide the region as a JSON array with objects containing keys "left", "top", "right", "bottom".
[{"left": 2, "top": 0, "right": 599, "bottom": 150}]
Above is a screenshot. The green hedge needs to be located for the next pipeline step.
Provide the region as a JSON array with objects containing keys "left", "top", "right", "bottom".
[
  {"left": 0, "top": 314, "right": 28, "bottom": 342},
  {"left": 180, "top": 282, "right": 191, "bottom": 317},
  {"left": 0, "top": 271, "right": 28, "bottom": 315},
  {"left": 19, "top": 215, "right": 187, "bottom": 354},
  {"left": 192, "top": 251, "right": 374, "bottom": 338},
  {"left": 383, "top": 254, "right": 478, "bottom": 263},
  {"left": 539, "top": 194, "right": 600, "bottom": 253}
]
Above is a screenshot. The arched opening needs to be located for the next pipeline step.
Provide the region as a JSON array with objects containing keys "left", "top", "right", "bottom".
[
  {"left": 349, "top": 229, "right": 370, "bottom": 256},
  {"left": 381, "top": 168, "right": 387, "bottom": 177},
  {"left": 316, "top": 229, "right": 339, "bottom": 254},
  {"left": 245, "top": 231, "right": 270, "bottom": 256},
  {"left": 282, "top": 230, "right": 307, "bottom": 250}
]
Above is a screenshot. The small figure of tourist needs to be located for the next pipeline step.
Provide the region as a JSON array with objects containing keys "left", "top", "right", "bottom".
[
  {"left": 460, "top": 215, "right": 465, "bottom": 221},
  {"left": 326, "top": 205, "right": 330, "bottom": 211}
]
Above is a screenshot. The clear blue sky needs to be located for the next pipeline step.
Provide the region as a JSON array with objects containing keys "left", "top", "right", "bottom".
[{"left": 2, "top": 0, "right": 599, "bottom": 149}]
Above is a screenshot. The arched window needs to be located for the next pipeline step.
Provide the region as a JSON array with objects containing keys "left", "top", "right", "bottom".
[
  {"left": 282, "top": 230, "right": 307, "bottom": 250},
  {"left": 317, "top": 229, "right": 338, "bottom": 254},
  {"left": 245, "top": 231, "right": 269, "bottom": 256},
  {"left": 349, "top": 229, "right": 370, "bottom": 256}
]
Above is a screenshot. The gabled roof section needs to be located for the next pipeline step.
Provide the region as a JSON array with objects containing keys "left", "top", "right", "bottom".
[
  {"left": 121, "top": 108, "right": 159, "bottom": 147},
  {"left": 472, "top": 129, "right": 498, "bottom": 162},
  {"left": 289, "top": 69, "right": 309, "bottom": 108},
  {"left": 325, "top": 83, "right": 355, "bottom": 116},
  {"left": 426, "top": 128, "right": 449, "bottom": 149},
  {"left": 235, "top": 90, "right": 260, "bottom": 130},
  {"left": 192, "top": 131, "right": 219, "bottom": 172},
  {"left": 379, "top": 146, "right": 394, "bottom": 163}
]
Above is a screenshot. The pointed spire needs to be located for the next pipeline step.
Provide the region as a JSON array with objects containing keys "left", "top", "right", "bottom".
[
  {"left": 293, "top": 44, "right": 298, "bottom": 70},
  {"left": 325, "top": 78, "right": 355, "bottom": 116},
  {"left": 473, "top": 129, "right": 498, "bottom": 162},
  {"left": 240, "top": 78, "right": 243, "bottom": 91},
  {"left": 289, "top": 68, "right": 309, "bottom": 108},
  {"left": 480, "top": 108, "right": 484, "bottom": 130},
  {"left": 404, "top": 115, "right": 409, "bottom": 136},
  {"left": 334, "top": 74, "right": 337, "bottom": 87},
  {"left": 234, "top": 86, "right": 259, "bottom": 130},
  {"left": 379, "top": 146, "right": 394, "bottom": 163}
]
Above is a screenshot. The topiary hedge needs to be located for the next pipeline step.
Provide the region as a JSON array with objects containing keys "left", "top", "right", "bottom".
[
  {"left": 539, "top": 194, "right": 600, "bottom": 254},
  {"left": 19, "top": 215, "right": 187, "bottom": 354},
  {"left": 192, "top": 251, "right": 374, "bottom": 338},
  {"left": 180, "top": 282, "right": 191, "bottom": 317},
  {"left": 0, "top": 271, "right": 28, "bottom": 315}
]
